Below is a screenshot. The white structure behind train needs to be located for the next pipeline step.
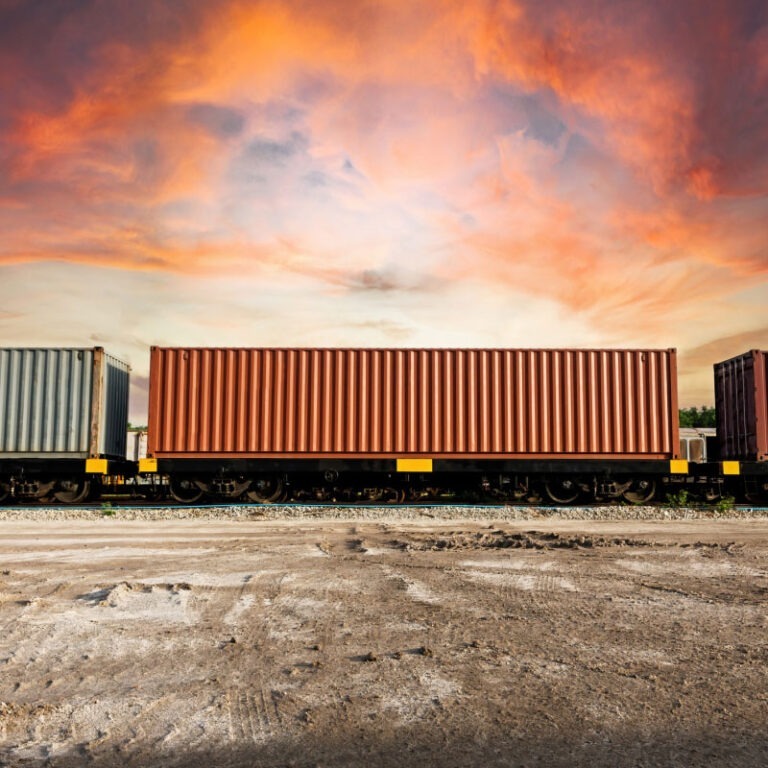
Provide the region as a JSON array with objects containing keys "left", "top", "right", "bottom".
[
  {"left": 126, "top": 429, "right": 148, "bottom": 462},
  {"left": 679, "top": 428, "right": 716, "bottom": 463}
]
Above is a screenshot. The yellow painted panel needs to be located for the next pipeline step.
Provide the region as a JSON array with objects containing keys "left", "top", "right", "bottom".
[
  {"left": 721, "top": 461, "right": 740, "bottom": 476},
  {"left": 669, "top": 459, "right": 689, "bottom": 474},
  {"left": 85, "top": 458, "right": 108, "bottom": 475},
  {"left": 139, "top": 458, "right": 158, "bottom": 473},
  {"left": 396, "top": 458, "right": 433, "bottom": 473}
]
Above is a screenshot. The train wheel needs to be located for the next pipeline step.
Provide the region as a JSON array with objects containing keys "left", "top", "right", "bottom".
[
  {"left": 53, "top": 478, "right": 91, "bottom": 504},
  {"left": 0, "top": 482, "right": 10, "bottom": 504},
  {"left": 246, "top": 476, "right": 285, "bottom": 503},
  {"left": 169, "top": 477, "right": 204, "bottom": 504},
  {"left": 744, "top": 482, "right": 768, "bottom": 504},
  {"left": 622, "top": 479, "right": 657, "bottom": 504},
  {"left": 382, "top": 487, "right": 406, "bottom": 504},
  {"left": 141, "top": 484, "right": 164, "bottom": 502},
  {"left": 544, "top": 478, "right": 581, "bottom": 505}
]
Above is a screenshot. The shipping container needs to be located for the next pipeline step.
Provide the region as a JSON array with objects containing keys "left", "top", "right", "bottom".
[
  {"left": 714, "top": 350, "right": 768, "bottom": 461},
  {"left": 148, "top": 347, "right": 679, "bottom": 460},
  {"left": 0, "top": 347, "right": 130, "bottom": 460}
]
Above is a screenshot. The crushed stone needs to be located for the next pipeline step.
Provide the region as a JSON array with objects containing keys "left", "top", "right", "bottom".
[{"left": 0, "top": 503, "right": 765, "bottom": 522}]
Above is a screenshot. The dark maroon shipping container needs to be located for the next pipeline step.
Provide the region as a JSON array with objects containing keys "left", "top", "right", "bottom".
[
  {"left": 714, "top": 350, "right": 768, "bottom": 461},
  {"left": 147, "top": 347, "right": 679, "bottom": 460}
]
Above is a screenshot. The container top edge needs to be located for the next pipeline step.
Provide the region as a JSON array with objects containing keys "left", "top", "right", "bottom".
[
  {"left": 713, "top": 349, "right": 767, "bottom": 367},
  {"left": 0, "top": 347, "right": 130, "bottom": 368},
  {"left": 149, "top": 346, "right": 678, "bottom": 354}
]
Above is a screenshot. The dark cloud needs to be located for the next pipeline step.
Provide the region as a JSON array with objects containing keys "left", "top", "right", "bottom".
[
  {"left": 244, "top": 132, "right": 307, "bottom": 165},
  {"left": 186, "top": 103, "right": 246, "bottom": 138},
  {"left": 0, "top": 0, "right": 210, "bottom": 119},
  {"left": 253, "top": 99, "right": 305, "bottom": 126},
  {"left": 303, "top": 170, "right": 328, "bottom": 188},
  {"left": 129, "top": 139, "right": 162, "bottom": 183},
  {"left": 479, "top": 0, "right": 768, "bottom": 198},
  {"left": 346, "top": 267, "right": 432, "bottom": 293},
  {"left": 228, "top": 131, "right": 314, "bottom": 189},
  {"left": 522, "top": 96, "right": 566, "bottom": 147},
  {"left": 660, "top": 1, "right": 768, "bottom": 198},
  {"left": 356, "top": 270, "right": 404, "bottom": 292}
]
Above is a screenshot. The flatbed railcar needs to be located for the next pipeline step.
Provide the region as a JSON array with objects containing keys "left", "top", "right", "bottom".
[
  {"left": 0, "top": 347, "right": 132, "bottom": 503},
  {"left": 139, "top": 346, "right": 686, "bottom": 504}
]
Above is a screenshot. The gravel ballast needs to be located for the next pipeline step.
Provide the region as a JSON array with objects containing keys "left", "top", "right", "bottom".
[{"left": 0, "top": 503, "right": 765, "bottom": 522}]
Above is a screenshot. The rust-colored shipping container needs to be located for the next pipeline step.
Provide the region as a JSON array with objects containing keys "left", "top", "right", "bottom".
[
  {"left": 714, "top": 350, "right": 768, "bottom": 461},
  {"left": 148, "top": 347, "right": 679, "bottom": 460}
]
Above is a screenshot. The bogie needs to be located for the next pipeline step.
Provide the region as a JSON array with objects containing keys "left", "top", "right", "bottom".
[
  {"left": 53, "top": 478, "right": 92, "bottom": 504},
  {"left": 245, "top": 475, "right": 286, "bottom": 503}
]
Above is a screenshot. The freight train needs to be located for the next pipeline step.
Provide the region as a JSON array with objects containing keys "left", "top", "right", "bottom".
[{"left": 1, "top": 346, "right": 766, "bottom": 505}]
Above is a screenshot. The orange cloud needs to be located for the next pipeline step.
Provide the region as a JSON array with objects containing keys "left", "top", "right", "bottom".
[
  {"left": 0, "top": 227, "right": 307, "bottom": 275},
  {"left": 433, "top": 123, "right": 759, "bottom": 339},
  {"left": 0, "top": 0, "right": 765, "bottom": 369},
  {"left": 467, "top": 4, "right": 694, "bottom": 191},
  {"left": 465, "top": 0, "right": 768, "bottom": 202},
  {"left": 8, "top": 78, "right": 223, "bottom": 206}
]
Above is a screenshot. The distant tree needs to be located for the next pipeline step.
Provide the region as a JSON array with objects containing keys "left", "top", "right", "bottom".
[{"left": 679, "top": 406, "right": 717, "bottom": 428}]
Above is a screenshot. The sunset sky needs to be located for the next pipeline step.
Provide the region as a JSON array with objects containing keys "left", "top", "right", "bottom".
[{"left": 1, "top": 0, "right": 766, "bottom": 422}]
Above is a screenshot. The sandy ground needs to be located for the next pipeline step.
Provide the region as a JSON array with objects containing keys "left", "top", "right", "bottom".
[{"left": 1, "top": 513, "right": 768, "bottom": 767}]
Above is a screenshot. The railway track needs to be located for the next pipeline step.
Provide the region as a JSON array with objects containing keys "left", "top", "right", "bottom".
[{"left": 2, "top": 499, "right": 767, "bottom": 515}]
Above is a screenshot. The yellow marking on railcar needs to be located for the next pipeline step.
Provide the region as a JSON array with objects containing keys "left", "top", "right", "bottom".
[
  {"left": 721, "top": 461, "right": 740, "bottom": 476},
  {"left": 139, "top": 457, "right": 158, "bottom": 473},
  {"left": 396, "top": 458, "right": 433, "bottom": 473},
  {"left": 669, "top": 459, "right": 689, "bottom": 474},
  {"left": 85, "top": 458, "right": 108, "bottom": 475}
]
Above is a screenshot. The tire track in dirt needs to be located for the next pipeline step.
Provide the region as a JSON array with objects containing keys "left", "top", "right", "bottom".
[
  {"left": 225, "top": 687, "right": 282, "bottom": 745},
  {"left": 106, "top": 698, "right": 164, "bottom": 759},
  {"left": 200, "top": 551, "right": 301, "bottom": 750},
  {"left": 0, "top": 614, "right": 69, "bottom": 701},
  {"left": 3, "top": 571, "right": 221, "bottom": 763}
]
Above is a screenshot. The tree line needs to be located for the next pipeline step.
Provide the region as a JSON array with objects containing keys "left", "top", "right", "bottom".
[{"left": 679, "top": 406, "right": 716, "bottom": 428}]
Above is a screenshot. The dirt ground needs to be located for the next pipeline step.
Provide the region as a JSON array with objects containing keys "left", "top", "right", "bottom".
[{"left": 1, "top": 514, "right": 767, "bottom": 767}]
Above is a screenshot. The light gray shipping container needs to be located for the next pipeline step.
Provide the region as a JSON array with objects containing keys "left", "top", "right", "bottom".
[{"left": 0, "top": 348, "right": 130, "bottom": 460}]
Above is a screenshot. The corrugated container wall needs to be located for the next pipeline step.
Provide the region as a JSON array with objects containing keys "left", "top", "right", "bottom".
[
  {"left": 149, "top": 347, "right": 679, "bottom": 459},
  {"left": 714, "top": 350, "right": 768, "bottom": 461},
  {"left": 0, "top": 348, "right": 130, "bottom": 459}
]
